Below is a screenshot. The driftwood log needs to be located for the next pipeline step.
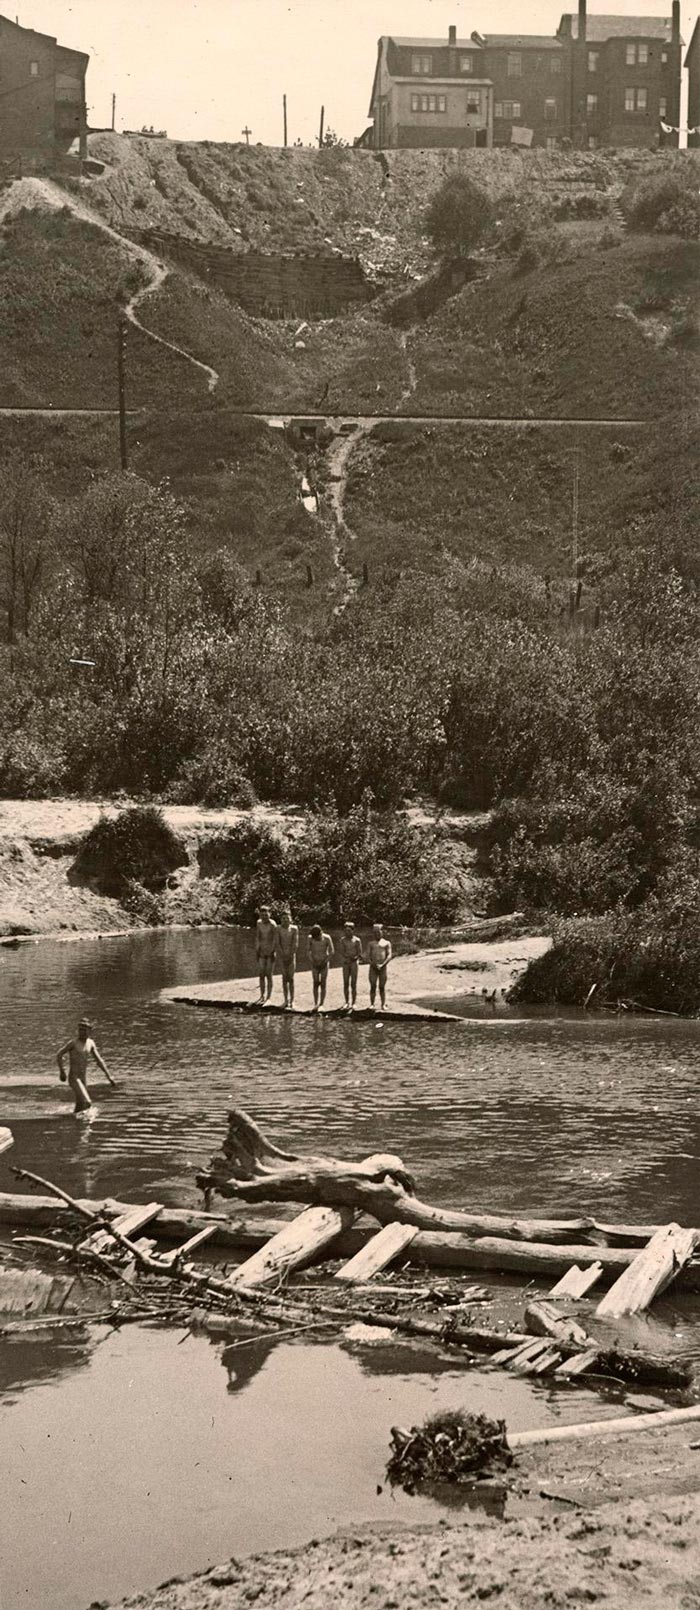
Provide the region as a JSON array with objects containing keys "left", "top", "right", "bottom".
[{"left": 197, "top": 1110, "right": 661, "bottom": 1247}]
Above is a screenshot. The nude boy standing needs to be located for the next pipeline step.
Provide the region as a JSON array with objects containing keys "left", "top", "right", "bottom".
[
  {"left": 256, "top": 905, "right": 278, "bottom": 1004},
  {"left": 276, "top": 910, "right": 299, "bottom": 1009},
  {"left": 368, "top": 924, "right": 392, "bottom": 1011},
  {"left": 56, "top": 1018, "right": 116, "bottom": 1113},
  {"left": 339, "top": 920, "right": 363, "bottom": 1010},
  {"left": 307, "top": 923, "right": 334, "bottom": 1011}
]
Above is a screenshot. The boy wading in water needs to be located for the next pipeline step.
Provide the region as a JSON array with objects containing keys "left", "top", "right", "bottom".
[
  {"left": 340, "top": 920, "right": 363, "bottom": 1011},
  {"left": 276, "top": 910, "right": 299, "bottom": 1010},
  {"left": 307, "top": 923, "right": 334, "bottom": 1012},
  {"left": 368, "top": 923, "right": 392, "bottom": 1011},
  {"left": 57, "top": 1019, "right": 115, "bottom": 1113},
  {"left": 256, "top": 905, "right": 278, "bottom": 1004}
]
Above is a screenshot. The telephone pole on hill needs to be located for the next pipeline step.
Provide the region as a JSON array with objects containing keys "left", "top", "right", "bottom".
[
  {"left": 283, "top": 94, "right": 287, "bottom": 146},
  {"left": 117, "top": 315, "right": 128, "bottom": 470},
  {"left": 318, "top": 105, "right": 325, "bottom": 147}
]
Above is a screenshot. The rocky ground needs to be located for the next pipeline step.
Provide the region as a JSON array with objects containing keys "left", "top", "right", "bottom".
[{"left": 101, "top": 1426, "right": 700, "bottom": 1609}]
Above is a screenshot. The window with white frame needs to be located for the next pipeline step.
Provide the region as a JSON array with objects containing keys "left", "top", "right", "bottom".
[
  {"left": 411, "top": 92, "right": 446, "bottom": 112},
  {"left": 637, "top": 86, "right": 647, "bottom": 110},
  {"left": 588, "top": 50, "right": 599, "bottom": 72},
  {"left": 411, "top": 53, "right": 432, "bottom": 74},
  {"left": 661, "top": 50, "right": 668, "bottom": 63},
  {"left": 495, "top": 100, "right": 521, "bottom": 119},
  {"left": 507, "top": 52, "right": 522, "bottom": 76},
  {"left": 550, "top": 55, "right": 562, "bottom": 73},
  {"left": 466, "top": 92, "right": 481, "bottom": 113},
  {"left": 626, "top": 43, "right": 636, "bottom": 65},
  {"left": 459, "top": 54, "right": 473, "bottom": 73},
  {"left": 638, "top": 43, "right": 649, "bottom": 64},
  {"left": 625, "top": 86, "right": 647, "bottom": 112},
  {"left": 544, "top": 98, "right": 557, "bottom": 121},
  {"left": 29, "top": 60, "right": 39, "bottom": 75},
  {"left": 587, "top": 94, "right": 598, "bottom": 115},
  {"left": 659, "top": 95, "right": 667, "bottom": 117},
  {"left": 546, "top": 135, "right": 557, "bottom": 149}
]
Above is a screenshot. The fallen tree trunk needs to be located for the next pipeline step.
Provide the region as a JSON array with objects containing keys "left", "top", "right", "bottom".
[
  {"left": 3, "top": 1194, "right": 700, "bottom": 1288},
  {"left": 510, "top": 1404, "right": 700, "bottom": 1450},
  {"left": 198, "top": 1110, "right": 657, "bottom": 1246}
]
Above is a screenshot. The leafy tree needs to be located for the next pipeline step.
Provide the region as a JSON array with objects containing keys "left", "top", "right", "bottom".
[{"left": 425, "top": 174, "right": 493, "bottom": 260}]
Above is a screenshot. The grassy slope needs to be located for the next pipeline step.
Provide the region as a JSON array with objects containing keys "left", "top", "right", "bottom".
[
  {"left": 343, "top": 411, "right": 699, "bottom": 582},
  {"left": 405, "top": 234, "right": 699, "bottom": 419}
]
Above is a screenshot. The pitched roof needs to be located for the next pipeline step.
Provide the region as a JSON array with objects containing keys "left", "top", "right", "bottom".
[
  {"left": 565, "top": 14, "right": 674, "bottom": 42},
  {"left": 481, "top": 35, "right": 564, "bottom": 48},
  {"left": 389, "top": 37, "right": 482, "bottom": 49}
]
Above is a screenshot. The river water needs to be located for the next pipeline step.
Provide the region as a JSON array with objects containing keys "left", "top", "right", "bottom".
[{"left": 1, "top": 929, "right": 699, "bottom": 1610}]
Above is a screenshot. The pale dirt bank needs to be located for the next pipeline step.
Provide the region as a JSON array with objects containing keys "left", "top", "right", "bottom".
[{"left": 100, "top": 1427, "right": 700, "bottom": 1610}]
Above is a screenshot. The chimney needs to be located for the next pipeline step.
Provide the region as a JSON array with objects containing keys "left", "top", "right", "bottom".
[
  {"left": 671, "top": 0, "right": 680, "bottom": 44},
  {"left": 448, "top": 24, "right": 456, "bottom": 45},
  {"left": 578, "top": 0, "right": 586, "bottom": 41}
]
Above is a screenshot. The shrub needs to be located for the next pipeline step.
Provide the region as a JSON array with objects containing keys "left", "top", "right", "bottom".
[
  {"left": 626, "top": 172, "right": 700, "bottom": 240},
  {"left": 425, "top": 174, "right": 492, "bottom": 260},
  {"left": 166, "top": 745, "right": 257, "bottom": 809},
  {"left": 75, "top": 805, "right": 188, "bottom": 892},
  {"left": 0, "top": 728, "right": 67, "bottom": 797}
]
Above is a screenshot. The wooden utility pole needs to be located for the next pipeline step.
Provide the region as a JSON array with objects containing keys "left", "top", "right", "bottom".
[
  {"left": 318, "top": 105, "right": 325, "bottom": 147},
  {"left": 117, "top": 316, "right": 128, "bottom": 471},
  {"left": 571, "top": 446, "right": 580, "bottom": 575},
  {"left": 111, "top": 92, "right": 116, "bottom": 132},
  {"left": 242, "top": 125, "right": 252, "bottom": 145},
  {"left": 283, "top": 94, "right": 288, "bottom": 146}
]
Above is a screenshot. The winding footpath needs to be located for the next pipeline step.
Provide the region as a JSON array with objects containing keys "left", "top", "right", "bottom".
[{"left": 0, "top": 176, "right": 219, "bottom": 394}]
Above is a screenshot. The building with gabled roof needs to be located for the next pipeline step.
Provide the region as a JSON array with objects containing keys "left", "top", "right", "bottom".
[
  {"left": 0, "top": 13, "right": 88, "bottom": 166},
  {"left": 362, "top": 4, "right": 683, "bottom": 151}
]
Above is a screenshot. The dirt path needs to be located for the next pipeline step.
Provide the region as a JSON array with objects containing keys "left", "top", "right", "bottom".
[{"left": 0, "top": 177, "right": 219, "bottom": 394}]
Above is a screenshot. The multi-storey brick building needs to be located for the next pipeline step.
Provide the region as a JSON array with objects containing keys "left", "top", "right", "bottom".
[
  {"left": 364, "top": 3, "right": 683, "bottom": 151},
  {"left": 0, "top": 14, "right": 88, "bottom": 165}
]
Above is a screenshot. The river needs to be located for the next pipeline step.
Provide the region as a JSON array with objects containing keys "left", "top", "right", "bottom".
[{"left": 1, "top": 929, "right": 698, "bottom": 1610}]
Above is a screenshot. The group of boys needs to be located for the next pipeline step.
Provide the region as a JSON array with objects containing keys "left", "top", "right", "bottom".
[{"left": 256, "top": 908, "right": 392, "bottom": 1013}]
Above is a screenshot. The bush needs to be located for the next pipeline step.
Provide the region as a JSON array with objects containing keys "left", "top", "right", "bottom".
[
  {"left": 0, "top": 728, "right": 67, "bottom": 797},
  {"left": 166, "top": 744, "right": 257, "bottom": 809},
  {"left": 626, "top": 172, "right": 700, "bottom": 240},
  {"left": 218, "top": 799, "right": 460, "bottom": 926},
  {"left": 75, "top": 805, "right": 188, "bottom": 892},
  {"left": 425, "top": 174, "right": 492, "bottom": 260}
]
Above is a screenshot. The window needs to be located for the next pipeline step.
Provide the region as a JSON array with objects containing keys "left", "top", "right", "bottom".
[
  {"left": 411, "top": 53, "right": 432, "bottom": 75},
  {"left": 661, "top": 50, "right": 668, "bottom": 63},
  {"left": 29, "top": 60, "right": 39, "bottom": 75},
  {"left": 411, "top": 92, "right": 445, "bottom": 113},
  {"left": 587, "top": 94, "right": 598, "bottom": 115},
  {"left": 494, "top": 102, "right": 503, "bottom": 118},
  {"left": 544, "top": 98, "right": 557, "bottom": 122},
  {"left": 551, "top": 55, "right": 562, "bottom": 73},
  {"left": 638, "top": 43, "right": 649, "bottom": 65},
  {"left": 588, "top": 50, "right": 599, "bottom": 73},
  {"left": 659, "top": 95, "right": 667, "bottom": 118},
  {"left": 459, "top": 54, "right": 473, "bottom": 73},
  {"left": 507, "top": 53, "right": 522, "bottom": 77},
  {"left": 626, "top": 43, "right": 636, "bottom": 65},
  {"left": 625, "top": 86, "right": 647, "bottom": 112},
  {"left": 546, "top": 136, "right": 558, "bottom": 150},
  {"left": 467, "top": 97, "right": 480, "bottom": 114},
  {"left": 495, "top": 100, "right": 521, "bottom": 119}
]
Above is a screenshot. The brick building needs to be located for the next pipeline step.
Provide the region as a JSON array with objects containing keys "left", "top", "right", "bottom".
[
  {"left": 0, "top": 14, "right": 88, "bottom": 165},
  {"left": 364, "top": 4, "right": 682, "bottom": 150}
]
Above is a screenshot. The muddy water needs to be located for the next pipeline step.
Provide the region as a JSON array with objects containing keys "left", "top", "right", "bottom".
[{"left": 1, "top": 930, "right": 699, "bottom": 1610}]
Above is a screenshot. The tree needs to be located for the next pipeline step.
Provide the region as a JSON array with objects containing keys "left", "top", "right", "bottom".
[
  {"left": 425, "top": 174, "right": 492, "bottom": 260},
  {"left": 0, "top": 456, "right": 57, "bottom": 643}
]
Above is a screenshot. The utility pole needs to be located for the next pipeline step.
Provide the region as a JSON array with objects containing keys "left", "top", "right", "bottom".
[
  {"left": 117, "top": 315, "right": 128, "bottom": 471},
  {"left": 318, "top": 105, "right": 325, "bottom": 147},
  {"left": 571, "top": 446, "right": 580, "bottom": 575},
  {"left": 283, "top": 93, "right": 287, "bottom": 147},
  {"left": 242, "top": 125, "right": 252, "bottom": 145},
  {"left": 111, "top": 92, "right": 116, "bottom": 132}
]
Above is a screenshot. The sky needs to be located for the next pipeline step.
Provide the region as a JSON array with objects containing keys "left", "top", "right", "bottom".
[{"left": 15, "top": 1, "right": 696, "bottom": 144}]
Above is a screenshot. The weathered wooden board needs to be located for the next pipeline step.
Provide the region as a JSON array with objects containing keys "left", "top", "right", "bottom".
[
  {"left": 596, "top": 1223, "right": 700, "bottom": 1319},
  {"left": 334, "top": 1222, "right": 418, "bottom": 1284},
  {"left": 525, "top": 1300, "right": 589, "bottom": 1348},
  {"left": 0, "top": 1128, "right": 13, "bottom": 1154},
  {"left": 225, "top": 1205, "right": 355, "bottom": 1291},
  {"left": 549, "top": 1263, "right": 604, "bottom": 1298},
  {"left": 157, "top": 1224, "right": 218, "bottom": 1267},
  {"left": 0, "top": 1267, "right": 75, "bottom": 1317},
  {"left": 554, "top": 1347, "right": 601, "bottom": 1378},
  {"left": 80, "top": 1202, "right": 163, "bottom": 1256}
]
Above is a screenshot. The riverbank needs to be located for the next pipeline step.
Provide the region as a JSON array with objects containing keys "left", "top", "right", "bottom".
[{"left": 104, "top": 1426, "right": 700, "bottom": 1609}]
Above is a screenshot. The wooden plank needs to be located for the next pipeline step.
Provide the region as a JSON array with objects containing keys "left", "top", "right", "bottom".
[
  {"left": 80, "top": 1202, "right": 163, "bottom": 1256},
  {"left": 529, "top": 1345, "right": 562, "bottom": 1375},
  {"left": 510, "top": 1404, "right": 700, "bottom": 1451},
  {"left": 525, "top": 1300, "right": 589, "bottom": 1348},
  {"left": 549, "top": 1263, "right": 604, "bottom": 1298},
  {"left": 225, "top": 1206, "right": 355, "bottom": 1291},
  {"left": 554, "top": 1347, "right": 601, "bottom": 1378},
  {"left": 596, "top": 1224, "right": 700, "bottom": 1319},
  {"left": 334, "top": 1222, "right": 418, "bottom": 1284},
  {"left": 157, "top": 1223, "right": 218, "bottom": 1267},
  {"left": 0, "top": 1127, "right": 13, "bottom": 1154}
]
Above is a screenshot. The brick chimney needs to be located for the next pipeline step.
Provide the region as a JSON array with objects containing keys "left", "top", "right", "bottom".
[
  {"left": 448, "top": 24, "right": 457, "bottom": 44},
  {"left": 671, "top": 0, "right": 680, "bottom": 44},
  {"left": 578, "top": 0, "right": 587, "bottom": 41}
]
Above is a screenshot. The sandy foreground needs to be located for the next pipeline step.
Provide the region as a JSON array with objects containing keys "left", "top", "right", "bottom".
[{"left": 101, "top": 1427, "right": 700, "bottom": 1609}]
